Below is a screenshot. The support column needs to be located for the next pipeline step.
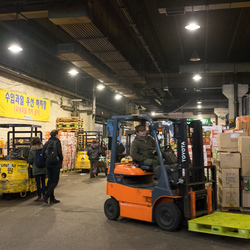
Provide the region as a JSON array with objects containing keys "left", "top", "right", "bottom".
[
  {"left": 92, "top": 80, "right": 96, "bottom": 130},
  {"left": 222, "top": 84, "right": 248, "bottom": 128},
  {"left": 238, "top": 84, "right": 248, "bottom": 116},
  {"left": 222, "top": 84, "right": 235, "bottom": 128},
  {"left": 214, "top": 108, "right": 228, "bottom": 126}
]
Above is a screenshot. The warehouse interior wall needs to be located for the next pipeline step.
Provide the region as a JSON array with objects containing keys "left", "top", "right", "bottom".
[{"left": 0, "top": 76, "right": 93, "bottom": 145}]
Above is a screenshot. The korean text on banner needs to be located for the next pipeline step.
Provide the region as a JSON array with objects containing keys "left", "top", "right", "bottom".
[{"left": 0, "top": 89, "right": 50, "bottom": 121}]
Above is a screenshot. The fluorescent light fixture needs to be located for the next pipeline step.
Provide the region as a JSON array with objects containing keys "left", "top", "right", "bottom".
[
  {"left": 197, "top": 105, "right": 202, "bottom": 109},
  {"left": 151, "top": 112, "right": 155, "bottom": 116},
  {"left": 197, "top": 101, "right": 202, "bottom": 104},
  {"left": 71, "top": 99, "right": 82, "bottom": 102},
  {"left": 115, "top": 94, "right": 122, "bottom": 100},
  {"left": 98, "top": 79, "right": 104, "bottom": 83},
  {"left": 97, "top": 84, "right": 105, "bottom": 90},
  {"left": 154, "top": 99, "right": 162, "bottom": 105},
  {"left": 68, "top": 69, "right": 79, "bottom": 76},
  {"left": 8, "top": 43, "right": 23, "bottom": 53},
  {"left": 193, "top": 74, "right": 202, "bottom": 81}
]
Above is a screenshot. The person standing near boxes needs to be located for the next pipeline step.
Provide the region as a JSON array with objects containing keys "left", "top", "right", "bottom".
[
  {"left": 87, "top": 140, "right": 102, "bottom": 178},
  {"left": 43, "top": 129, "right": 63, "bottom": 204}
]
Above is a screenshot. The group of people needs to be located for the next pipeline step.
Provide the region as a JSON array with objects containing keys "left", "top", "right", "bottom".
[
  {"left": 28, "top": 124, "right": 157, "bottom": 199},
  {"left": 28, "top": 129, "right": 63, "bottom": 203},
  {"left": 87, "top": 139, "right": 126, "bottom": 178}
]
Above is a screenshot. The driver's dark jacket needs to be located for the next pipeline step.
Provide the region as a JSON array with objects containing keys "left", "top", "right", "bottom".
[{"left": 131, "top": 135, "right": 156, "bottom": 163}]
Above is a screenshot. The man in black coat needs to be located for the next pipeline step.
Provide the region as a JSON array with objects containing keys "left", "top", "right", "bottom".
[{"left": 43, "top": 129, "right": 63, "bottom": 204}]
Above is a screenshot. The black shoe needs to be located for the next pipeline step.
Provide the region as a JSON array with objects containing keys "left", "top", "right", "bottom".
[
  {"left": 43, "top": 194, "right": 49, "bottom": 204},
  {"left": 51, "top": 199, "right": 60, "bottom": 204}
]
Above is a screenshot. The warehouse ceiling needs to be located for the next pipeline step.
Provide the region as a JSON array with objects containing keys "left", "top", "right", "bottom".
[{"left": 0, "top": 0, "right": 250, "bottom": 118}]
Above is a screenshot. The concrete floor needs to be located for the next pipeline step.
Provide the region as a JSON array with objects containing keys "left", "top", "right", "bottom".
[{"left": 0, "top": 171, "right": 249, "bottom": 250}]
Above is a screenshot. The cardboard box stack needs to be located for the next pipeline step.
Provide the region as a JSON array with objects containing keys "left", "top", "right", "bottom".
[
  {"left": 203, "top": 137, "right": 212, "bottom": 166},
  {"left": 187, "top": 136, "right": 212, "bottom": 166},
  {"left": 55, "top": 117, "right": 84, "bottom": 171},
  {"left": 238, "top": 135, "right": 250, "bottom": 208},
  {"left": 217, "top": 130, "right": 249, "bottom": 209},
  {"left": 218, "top": 151, "right": 241, "bottom": 208}
]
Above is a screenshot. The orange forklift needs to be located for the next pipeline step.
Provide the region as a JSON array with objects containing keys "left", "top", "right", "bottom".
[{"left": 104, "top": 115, "right": 217, "bottom": 231}]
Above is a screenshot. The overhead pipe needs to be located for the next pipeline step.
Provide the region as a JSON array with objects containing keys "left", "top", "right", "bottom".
[{"left": 158, "top": 1, "right": 250, "bottom": 15}]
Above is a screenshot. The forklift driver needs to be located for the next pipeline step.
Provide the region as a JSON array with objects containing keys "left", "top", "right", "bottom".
[{"left": 131, "top": 125, "right": 160, "bottom": 172}]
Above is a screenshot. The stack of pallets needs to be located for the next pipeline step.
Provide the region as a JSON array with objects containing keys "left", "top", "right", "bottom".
[{"left": 56, "top": 117, "right": 84, "bottom": 132}]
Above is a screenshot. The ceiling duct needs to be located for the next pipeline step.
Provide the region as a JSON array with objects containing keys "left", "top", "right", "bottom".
[{"left": 49, "top": 1, "right": 162, "bottom": 110}]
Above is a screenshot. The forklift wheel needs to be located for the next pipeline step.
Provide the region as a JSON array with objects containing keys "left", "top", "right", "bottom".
[
  {"left": 155, "top": 202, "right": 182, "bottom": 231},
  {"left": 104, "top": 198, "right": 120, "bottom": 220}
]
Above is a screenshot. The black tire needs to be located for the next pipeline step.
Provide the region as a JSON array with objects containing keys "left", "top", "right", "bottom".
[
  {"left": 104, "top": 198, "right": 120, "bottom": 220},
  {"left": 155, "top": 202, "right": 182, "bottom": 231}
]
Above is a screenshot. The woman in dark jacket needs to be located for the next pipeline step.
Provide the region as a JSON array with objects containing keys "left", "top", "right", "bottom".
[
  {"left": 87, "top": 140, "right": 102, "bottom": 178},
  {"left": 28, "top": 137, "right": 46, "bottom": 202}
]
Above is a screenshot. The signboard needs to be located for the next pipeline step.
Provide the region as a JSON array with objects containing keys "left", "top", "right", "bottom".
[
  {"left": 188, "top": 118, "right": 211, "bottom": 125},
  {"left": 0, "top": 89, "right": 50, "bottom": 121}
]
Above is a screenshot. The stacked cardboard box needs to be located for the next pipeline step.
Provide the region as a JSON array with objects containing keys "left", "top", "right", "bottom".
[
  {"left": 218, "top": 152, "right": 241, "bottom": 208},
  {"left": 236, "top": 116, "right": 250, "bottom": 135},
  {"left": 217, "top": 131, "right": 247, "bottom": 209},
  {"left": 239, "top": 136, "right": 250, "bottom": 208},
  {"left": 203, "top": 137, "right": 212, "bottom": 166}
]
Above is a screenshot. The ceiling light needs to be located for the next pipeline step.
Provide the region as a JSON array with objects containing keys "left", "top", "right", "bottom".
[
  {"left": 115, "top": 94, "right": 122, "bottom": 100},
  {"left": 97, "top": 84, "right": 105, "bottom": 90},
  {"left": 98, "top": 79, "right": 104, "bottom": 83},
  {"left": 185, "top": 14, "right": 200, "bottom": 31},
  {"left": 197, "top": 101, "right": 202, "bottom": 104},
  {"left": 71, "top": 99, "right": 82, "bottom": 102},
  {"left": 185, "top": 23, "right": 200, "bottom": 30},
  {"left": 8, "top": 43, "right": 23, "bottom": 53},
  {"left": 190, "top": 49, "right": 201, "bottom": 62},
  {"left": 193, "top": 74, "right": 202, "bottom": 81},
  {"left": 68, "top": 69, "right": 79, "bottom": 76},
  {"left": 151, "top": 112, "right": 155, "bottom": 116},
  {"left": 197, "top": 105, "right": 202, "bottom": 109}
]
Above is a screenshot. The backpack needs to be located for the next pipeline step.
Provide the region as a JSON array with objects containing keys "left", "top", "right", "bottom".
[
  {"left": 35, "top": 149, "right": 46, "bottom": 168},
  {"left": 45, "top": 141, "right": 60, "bottom": 164}
]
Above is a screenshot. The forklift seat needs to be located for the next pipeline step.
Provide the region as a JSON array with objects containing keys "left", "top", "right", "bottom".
[{"left": 140, "top": 165, "right": 153, "bottom": 172}]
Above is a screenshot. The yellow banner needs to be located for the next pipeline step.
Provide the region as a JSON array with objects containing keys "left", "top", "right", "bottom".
[{"left": 0, "top": 89, "right": 50, "bottom": 121}]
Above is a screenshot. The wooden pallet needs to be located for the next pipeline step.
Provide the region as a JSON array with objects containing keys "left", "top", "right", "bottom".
[
  {"left": 220, "top": 207, "right": 241, "bottom": 212},
  {"left": 240, "top": 207, "right": 250, "bottom": 213},
  {"left": 189, "top": 212, "right": 250, "bottom": 239},
  {"left": 56, "top": 117, "right": 83, "bottom": 123},
  {"left": 57, "top": 122, "right": 83, "bottom": 128}
]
